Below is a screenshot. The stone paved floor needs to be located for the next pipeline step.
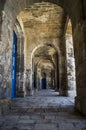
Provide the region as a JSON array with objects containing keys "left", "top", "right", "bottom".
[{"left": 0, "top": 89, "right": 86, "bottom": 130}]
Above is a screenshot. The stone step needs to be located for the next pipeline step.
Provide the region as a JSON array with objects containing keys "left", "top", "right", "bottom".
[{"left": 10, "top": 105, "right": 74, "bottom": 115}]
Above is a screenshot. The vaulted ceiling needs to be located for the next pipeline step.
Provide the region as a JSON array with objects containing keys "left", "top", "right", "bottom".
[{"left": 17, "top": 2, "right": 67, "bottom": 71}]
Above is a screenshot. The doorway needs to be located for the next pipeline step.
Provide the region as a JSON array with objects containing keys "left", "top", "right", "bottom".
[{"left": 11, "top": 31, "right": 17, "bottom": 99}]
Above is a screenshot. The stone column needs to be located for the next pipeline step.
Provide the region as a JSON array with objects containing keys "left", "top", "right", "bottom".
[
  {"left": 73, "top": 20, "right": 86, "bottom": 115},
  {"left": 37, "top": 67, "right": 41, "bottom": 90},
  {"left": 51, "top": 70, "right": 54, "bottom": 89},
  {"left": 31, "top": 62, "right": 38, "bottom": 94},
  {"left": 24, "top": 69, "right": 31, "bottom": 96},
  {"left": 0, "top": 15, "right": 2, "bottom": 40},
  {"left": 59, "top": 42, "right": 68, "bottom": 96},
  {"left": 0, "top": 14, "right": 3, "bottom": 98},
  {"left": 54, "top": 54, "right": 59, "bottom": 91},
  {"left": 16, "top": 38, "right": 20, "bottom": 96},
  {"left": 16, "top": 37, "right": 24, "bottom": 97},
  {"left": 0, "top": 65, "right": 4, "bottom": 99},
  {"left": 66, "top": 35, "right": 76, "bottom": 97}
]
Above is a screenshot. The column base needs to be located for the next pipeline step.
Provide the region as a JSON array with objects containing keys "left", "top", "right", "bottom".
[{"left": 75, "top": 96, "right": 86, "bottom": 116}]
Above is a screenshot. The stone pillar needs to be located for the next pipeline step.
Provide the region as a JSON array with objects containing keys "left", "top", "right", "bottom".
[
  {"left": 34, "top": 65, "right": 37, "bottom": 89},
  {"left": 73, "top": 20, "right": 86, "bottom": 115},
  {"left": 24, "top": 69, "right": 31, "bottom": 96},
  {"left": 20, "top": 37, "right": 24, "bottom": 92},
  {"left": 0, "top": 65, "right": 3, "bottom": 99},
  {"left": 50, "top": 70, "right": 53, "bottom": 88},
  {"left": 37, "top": 67, "right": 41, "bottom": 90},
  {"left": 0, "top": 15, "right": 2, "bottom": 40},
  {"left": 31, "top": 62, "right": 38, "bottom": 94},
  {"left": 59, "top": 43, "right": 68, "bottom": 96},
  {"left": 66, "top": 35, "right": 76, "bottom": 97},
  {"left": 16, "top": 36, "right": 24, "bottom": 97},
  {"left": 55, "top": 54, "right": 59, "bottom": 91},
  {"left": 0, "top": 14, "right": 4, "bottom": 98},
  {"left": 54, "top": 65, "right": 57, "bottom": 90},
  {"left": 34, "top": 71, "right": 37, "bottom": 89},
  {"left": 16, "top": 38, "right": 21, "bottom": 96}
]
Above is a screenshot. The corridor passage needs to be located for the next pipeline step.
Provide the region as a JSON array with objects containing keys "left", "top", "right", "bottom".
[{"left": 0, "top": 89, "right": 86, "bottom": 130}]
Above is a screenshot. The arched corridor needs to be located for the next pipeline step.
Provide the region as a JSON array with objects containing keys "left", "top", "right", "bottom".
[{"left": 0, "top": 0, "right": 86, "bottom": 129}]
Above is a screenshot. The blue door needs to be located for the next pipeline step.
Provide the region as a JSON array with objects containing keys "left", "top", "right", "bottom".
[
  {"left": 42, "top": 78, "right": 46, "bottom": 89},
  {"left": 11, "top": 31, "right": 17, "bottom": 99}
]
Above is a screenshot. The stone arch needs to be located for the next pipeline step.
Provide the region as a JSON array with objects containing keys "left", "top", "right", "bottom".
[
  {"left": 31, "top": 43, "right": 66, "bottom": 94},
  {"left": 31, "top": 43, "right": 60, "bottom": 61},
  {"left": 12, "top": 1, "right": 68, "bottom": 96},
  {"left": 36, "top": 58, "right": 55, "bottom": 90},
  {"left": 13, "top": 19, "right": 25, "bottom": 97},
  {"left": 3, "top": 0, "right": 67, "bottom": 22}
]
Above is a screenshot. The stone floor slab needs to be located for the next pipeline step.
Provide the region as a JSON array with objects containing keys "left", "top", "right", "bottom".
[{"left": 0, "top": 89, "right": 86, "bottom": 130}]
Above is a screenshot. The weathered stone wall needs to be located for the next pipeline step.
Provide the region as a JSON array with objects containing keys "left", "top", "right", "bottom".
[
  {"left": 0, "top": 11, "right": 13, "bottom": 98},
  {"left": 73, "top": 20, "right": 86, "bottom": 115}
]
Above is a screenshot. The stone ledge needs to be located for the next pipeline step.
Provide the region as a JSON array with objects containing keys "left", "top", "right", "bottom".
[{"left": 0, "top": 98, "right": 11, "bottom": 115}]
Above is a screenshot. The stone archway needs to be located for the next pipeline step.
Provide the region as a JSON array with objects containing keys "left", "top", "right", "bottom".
[
  {"left": 31, "top": 43, "right": 64, "bottom": 95},
  {"left": 16, "top": 2, "right": 68, "bottom": 96},
  {"left": 15, "top": 20, "right": 25, "bottom": 97},
  {"left": 10, "top": 19, "right": 25, "bottom": 98}
]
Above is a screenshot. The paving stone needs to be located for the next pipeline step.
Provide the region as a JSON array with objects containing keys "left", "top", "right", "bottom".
[
  {"left": 0, "top": 89, "right": 86, "bottom": 130},
  {"left": 18, "top": 119, "right": 35, "bottom": 124},
  {"left": 16, "top": 124, "right": 34, "bottom": 130},
  {"left": 44, "top": 115, "right": 56, "bottom": 120},
  {"left": 59, "top": 122, "right": 76, "bottom": 130},
  {"left": 20, "top": 116, "right": 30, "bottom": 120},
  {"left": 30, "top": 115, "right": 43, "bottom": 120},
  {"left": 34, "top": 123, "right": 57, "bottom": 130}
]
